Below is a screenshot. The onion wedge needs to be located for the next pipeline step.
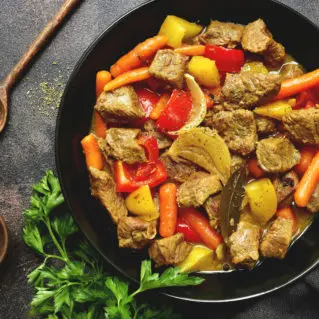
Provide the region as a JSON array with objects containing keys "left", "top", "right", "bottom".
[{"left": 169, "top": 73, "right": 207, "bottom": 135}]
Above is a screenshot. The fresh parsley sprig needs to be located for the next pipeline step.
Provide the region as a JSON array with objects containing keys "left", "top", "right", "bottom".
[{"left": 23, "top": 171, "right": 204, "bottom": 318}]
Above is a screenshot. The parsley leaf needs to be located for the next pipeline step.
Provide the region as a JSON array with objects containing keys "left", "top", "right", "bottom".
[
  {"left": 52, "top": 214, "right": 78, "bottom": 243},
  {"left": 33, "top": 170, "right": 64, "bottom": 216},
  {"left": 138, "top": 260, "right": 205, "bottom": 293},
  {"left": 23, "top": 223, "right": 45, "bottom": 255},
  {"left": 24, "top": 171, "right": 204, "bottom": 318}
]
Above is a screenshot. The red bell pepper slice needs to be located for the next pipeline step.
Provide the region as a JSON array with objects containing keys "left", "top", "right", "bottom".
[
  {"left": 204, "top": 45, "right": 244, "bottom": 73},
  {"left": 294, "top": 89, "right": 317, "bottom": 109},
  {"left": 179, "top": 208, "right": 223, "bottom": 250},
  {"left": 133, "top": 88, "right": 159, "bottom": 126},
  {"left": 134, "top": 162, "right": 157, "bottom": 181},
  {"left": 114, "top": 160, "right": 167, "bottom": 192},
  {"left": 176, "top": 217, "right": 202, "bottom": 243},
  {"left": 156, "top": 89, "right": 192, "bottom": 132},
  {"left": 136, "top": 88, "right": 159, "bottom": 117},
  {"left": 138, "top": 135, "right": 159, "bottom": 162}
]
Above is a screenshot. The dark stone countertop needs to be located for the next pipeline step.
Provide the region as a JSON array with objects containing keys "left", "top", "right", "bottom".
[{"left": 0, "top": 1, "right": 318, "bottom": 318}]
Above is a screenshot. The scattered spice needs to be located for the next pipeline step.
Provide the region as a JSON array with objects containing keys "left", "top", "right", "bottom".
[
  {"left": 39, "top": 81, "right": 63, "bottom": 109},
  {"left": 27, "top": 63, "right": 68, "bottom": 116}
]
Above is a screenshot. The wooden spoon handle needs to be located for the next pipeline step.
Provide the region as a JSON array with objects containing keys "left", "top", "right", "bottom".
[{"left": 2, "top": 0, "right": 80, "bottom": 91}]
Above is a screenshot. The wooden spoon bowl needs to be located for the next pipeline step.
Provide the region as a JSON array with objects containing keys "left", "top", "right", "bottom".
[
  {"left": 0, "top": 86, "right": 8, "bottom": 132},
  {"left": 0, "top": 216, "right": 8, "bottom": 264}
]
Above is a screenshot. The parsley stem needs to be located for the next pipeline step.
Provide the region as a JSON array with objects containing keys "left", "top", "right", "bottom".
[
  {"left": 46, "top": 254, "right": 66, "bottom": 261},
  {"left": 129, "top": 288, "right": 142, "bottom": 299},
  {"left": 44, "top": 217, "right": 69, "bottom": 262}
]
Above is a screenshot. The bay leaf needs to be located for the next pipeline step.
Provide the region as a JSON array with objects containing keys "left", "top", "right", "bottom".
[{"left": 219, "top": 165, "right": 247, "bottom": 243}]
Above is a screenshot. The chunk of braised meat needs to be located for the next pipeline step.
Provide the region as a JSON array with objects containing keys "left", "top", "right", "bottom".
[
  {"left": 229, "top": 221, "right": 261, "bottom": 267},
  {"left": 89, "top": 167, "right": 127, "bottom": 224},
  {"left": 282, "top": 109, "right": 319, "bottom": 144},
  {"left": 212, "top": 110, "right": 257, "bottom": 156},
  {"left": 242, "top": 19, "right": 273, "bottom": 54},
  {"left": 117, "top": 217, "right": 157, "bottom": 249},
  {"left": 148, "top": 233, "right": 192, "bottom": 267},
  {"left": 102, "top": 128, "right": 146, "bottom": 164},
  {"left": 143, "top": 120, "right": 172, "bottom": 149},
  {"left": 280, "top": 63, "right": 304, "bottom": 81},
  {"left": 264, "top": 39, "right": 286, "bottom": 67},
  {"left": 203, "top": 194, "right": 221, "bottom": 230},
  {"left": 199, "top": 20, "right": 244, "bottom": 48},
  {"left": 272, "top": 171, "right": 299, "bottom": 203},
  {"left": 203, "top": 109, "right": 215, "bottom": 127},
  {"left": 148, "top": 49, "right": 189, "bottom": 88},
  {"left": 231, "top": 155, "right": 246, "bottom": 174},
  {"left": 260, "top": 217, "right": 293, "bottom": 259},
  {"left": 221, "top": 73, "right": 281, "bottom": 110},
  {"left": 307, "top": 183, "right": 319, "bottom": 213},
  {"left": 160, "top": 153, "right": 200, "bottom": 183},
  {"left": 241, "top": 19, "right": 285, "bottom": 66},
  {"left": 256, "top": 137, "right": 300, "bottom": 173},
  {"left": 255, "top": 114, "right": 277, "bottom": 135},
  {"left": 95, "top": 85, "right": 145, "bottom": 123},
  {"left": 177, "top": 172, "right": 221, "bottom": 207}
]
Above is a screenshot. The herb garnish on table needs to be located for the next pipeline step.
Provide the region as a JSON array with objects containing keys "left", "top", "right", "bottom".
[{"left": 23, "top": 171, "right": 204, "bottom": 318}]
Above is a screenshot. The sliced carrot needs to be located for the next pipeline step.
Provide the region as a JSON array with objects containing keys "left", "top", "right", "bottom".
[
  {"left": 275, "top": 68, "right": 319, "bottom": 100},
  {"left": 247, "top": 158, "right": 265, "bottom": 178},
  {"left": 81, "top": 134, "right": 104, "bottom": 170},
  {"left": 294, "top": 146, "right": 317, "bottom": 176},
  {"left": 294, "top": 151, "right": 319, "bottom": 207},
  {"left": 94, "top": 111, "right": 107, "bottom": 139},
  {"left": 174, "top": 45, "right": 205, "bottom": 56},
  {"left": 150, "top": 93, "right": 170, "bottom": 120},
  {"left": 276, "top": 206, "right": 297, "bottom": 234},
  {"left": 96, "top": 70, "right": 112, "bottom": 98},
  {"left": 110, "top": 35, "right": 168, "bottom": 78},
  {"left": 104, "top": 67, "right": 151, "bottom": 92},
  {"left": 159, "top": 183, "right": 178, "bottom": 238}
]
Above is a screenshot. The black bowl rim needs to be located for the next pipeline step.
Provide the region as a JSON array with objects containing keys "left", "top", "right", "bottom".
[{"left": 55, "top": 0, "right": 319, "bottom": 303}]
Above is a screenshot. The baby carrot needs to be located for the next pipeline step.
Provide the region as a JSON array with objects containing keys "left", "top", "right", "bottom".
[
  {"left": 150, "top": 92, "right": 170, "bottom": 120},
  {"left": 94, "top": 111, "right": 107, "bottom": 139},
  {"left": 294, "top": 146, "right": 317, "bottom": 176},
  {"left": 294, "top": 151, "right": 319, "bottom": 207},
  {"left": 203, "top": 92, "right": 214, "bottom": 109},
  {"left": 110, "top": 35, "right": 168, "bottom": 77},
  {"left": 81, "top": 133, "right": 104, "bottom": 170},
  {"left": 96, "top": 70, "right": 112, "bottom": 98},
  {"left": 159, "top": 183, "right": 178, "bottom": 238},
  {"left": 103, "top": 67, "right": 151, "bottom": 92},
  {"left": 275, "top": 69, "right": 319, "bottom": 100},
  {"left": 174, "top": 45, "right": 205, "bottom": 56},
  {"left": 179, "top": 208, "right": 222, "bottom": 250}
]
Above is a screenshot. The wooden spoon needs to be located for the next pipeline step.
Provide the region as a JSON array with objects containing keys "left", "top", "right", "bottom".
[
  {"left": 0, "top": 0, "right": 80, "bottom": 133},
  {"left": 0, "top": 216, "right": 8, "bottom": 264}
]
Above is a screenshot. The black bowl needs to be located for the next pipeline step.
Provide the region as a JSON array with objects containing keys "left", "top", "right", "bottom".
[{"left": 56, "top": 0, "right": 319, "bottom": 302}]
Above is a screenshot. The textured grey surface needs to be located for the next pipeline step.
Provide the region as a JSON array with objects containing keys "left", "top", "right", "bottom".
[{"left": 0, "top": 0, "right": 318, "bottom": 318}]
